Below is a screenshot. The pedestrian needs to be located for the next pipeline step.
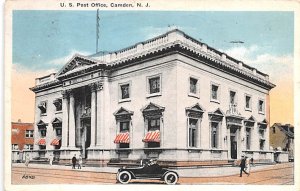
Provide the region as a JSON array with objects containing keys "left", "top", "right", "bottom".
[
  {"left": 239, "top": 155, "right": 249, "bottom": 177},
  {"left": 250, "top": 157, "right": 255, "bottom": 167},
  {"left": 49, "top": 154, "right": 53, "bottom": 166},
  {"left": 78, "top": 155, "right": 83, "bottom": 169},
  {"left": 72, "top": 154, "right": 77, "bottom": 169}
]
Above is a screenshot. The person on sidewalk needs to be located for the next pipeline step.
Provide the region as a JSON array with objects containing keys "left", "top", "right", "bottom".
[
  {"left": 245, "top": 156, "right": 251, "bottom": 175},
  {"left": 78, "top": 155, "right": 83, "bottom": 169},
  {"left": 72, "top": 154, "right": 77, "bottom": 169},
  {"left": 240, "top": 155, "right": 249, "bottom": 177},
  {"left": 49, "top": 154, "right": 53, "bottom": 166},
  {"left": 24, "top": 153, "right": 30, "bottom": 175}
]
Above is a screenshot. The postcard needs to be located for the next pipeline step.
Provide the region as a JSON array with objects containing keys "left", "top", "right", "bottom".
[{"left": 4, "top": 0, "right": 299, "bottom": 191}]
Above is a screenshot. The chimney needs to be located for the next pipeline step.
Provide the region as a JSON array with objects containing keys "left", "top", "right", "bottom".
[{"left": 17, "top": 119, "right": 22, "bottom": 123}]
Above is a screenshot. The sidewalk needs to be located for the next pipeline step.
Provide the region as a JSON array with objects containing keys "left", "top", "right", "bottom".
[{"left": 12, "top": 162, "right": 286, "bottom": 178}]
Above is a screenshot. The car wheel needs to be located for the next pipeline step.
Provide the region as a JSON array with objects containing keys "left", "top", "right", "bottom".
[
  {"left": 117, "top": 171, "right": 131, "bottom": 184},
  {"left": 164, "top": 172, "right": 178, "bottom": 185}
]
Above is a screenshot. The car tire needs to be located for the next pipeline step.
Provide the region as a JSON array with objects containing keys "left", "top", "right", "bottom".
[
  {"left": 164, "top": 171, "right": 178, "bottom": 185},
  {"left": 117, "top": 171, "right": 131, "bottom": 184}
]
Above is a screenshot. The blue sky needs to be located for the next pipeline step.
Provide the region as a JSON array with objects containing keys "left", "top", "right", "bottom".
[{"left": 13, "top": 11, "right": 294, "bottom": 76}]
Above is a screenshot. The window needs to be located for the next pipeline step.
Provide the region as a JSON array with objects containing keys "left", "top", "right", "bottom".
[
  {"left": 190, "top": 78, "right": 198, "bottom": 94},
  {"left": 245, "top": 95, "right": 252, "bottom": 110},
  {"left": 53, "top": 99, "right": 62, "bottom": 111},
  {"left": 260, "top": 140, "right": 265, "bottom": 150},
  {"left": 229, "top": 91, "right": 236, "bottom": 105},
  {"left": 147, "top": 118, "right": 160, "bottom": 148},
  {"left": 147, "top": 74, "right": 162, "bottom": 97},
  {"left": 56, "top": 128, "right": 62, "bottom": 136},
  {"left": 40, "top": 129, "right": 47, "bottom": 137},
  {"left": 25, "top": 130, "right": 34, "bottom": 138},
  {"left": 272, "top": 127, "right": 276, "bottom": 134},
  {"left": 211, "top": 122, "right": 219, "bottom": 148},
  {"left": 12, "top": 144, "right": 18, "bottom": 150},
  {"left": 211, "top": 84, "right": 219, "bottom": 102},
  {"left": 246, "top": 128, "right": 251, "bottom": 150},
  {"left": 120, "top": 121, "right": 129, "bottom": 132},
  {"left": 120, "top": 84, "right": 130, "bottom": 99},
  {"left": 24, "top": 144, "right": 34, "bottom": 150},
  {"left": 188, "top": 118, "right": 198, "bottom": 147},
  {"left": 259, "top": 129, "right": 264, "bottom": 139},
  {"left": 258, "top": 100, "right": 265, "bottom": 114},
  {"left": 38, "top": 101, "right": 47, "bottom": 115}
]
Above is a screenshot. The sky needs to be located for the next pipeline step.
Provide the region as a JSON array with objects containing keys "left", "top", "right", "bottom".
[{"left": 12, "top": 11, "right": 294, "bottom": 125}]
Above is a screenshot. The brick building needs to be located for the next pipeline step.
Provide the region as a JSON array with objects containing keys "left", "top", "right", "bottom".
[{"left": 11, "top": 120, "right": 34, "bottom": 162}]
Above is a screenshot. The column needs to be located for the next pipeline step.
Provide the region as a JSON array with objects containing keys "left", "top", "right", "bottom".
[
  {"left": 89, "top": 83, "right": 97, "bottom": 148},
  {"left": 68, "top": 90, "right": 76, "bottom": 148},
  {"left": 61, "top": 90, "right": 69, "bottom": 149},
  {"left": 95, "top": 82, "right": 103, "bottom": 146}
]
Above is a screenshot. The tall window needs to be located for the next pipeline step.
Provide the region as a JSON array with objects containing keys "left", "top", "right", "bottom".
[
  {"left": 56, "top": 128, "right": 62, "bottom": 136},
  {"left": 189, "top": 119, "right": 198, "bottom": 147},
  {"left": 272, "top": 127, "right": 276, "bottom": 134},
  {"left": 120, "top": 84, "right": 130, "bottom": 99},
  {"left": 245, "top": 95, "right": 252, "bottom": 110},
  {"left": 211, "top": 122, "right": 219, "bottom": 148},
  {"left": 40, "top": 129, "right": 47, "bottom": 137},
  {"left": 25, "top": 130, "right": 34, "bottom": 138},
  {"left": 230, "top": 91, "right": 236, "bottom": 104},
  {"left": 189, "top": 78, "right": 198, "bottom": 94},
  {"left": 148, "top": 118, "right": 160, "bottom": 148},
  {"left": 260, "top": 140, "right": 265, "bottom": 150},
  {"left": 246, "top": 128, "right": 251, "bottom": 150},
  {"left": 211, "top": 84, "right": 219, "bottom": 101},
  {"left": 149, "top": 77, "right": 160, "bottom": 94},
  {"left": 258, "top": 100, "right": 265, "bottom": 113}
]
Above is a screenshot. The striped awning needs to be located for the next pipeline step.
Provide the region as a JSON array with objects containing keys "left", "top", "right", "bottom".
[
  {"left": 36, "top": 138, "right": 46, "bottom": 145},
  {"left": 114, "top": 132, "right": 130, "bottom": 144},
  {"left": 143, "top": 130, "right": 160, "bottom": 143},
  {"left": 50, "top": 138, "right": 61, "bottom": 146}
]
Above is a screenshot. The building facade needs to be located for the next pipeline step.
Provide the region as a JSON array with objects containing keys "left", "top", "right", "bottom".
[
  {"left": 11, "top": 120, "right": 34, "bottom": 162},
  {"left": 30, "top": 29, "right": 275, "bottom": 164},
  {"left": 270, "top": 123, "right": 294, "bottom": 161}
]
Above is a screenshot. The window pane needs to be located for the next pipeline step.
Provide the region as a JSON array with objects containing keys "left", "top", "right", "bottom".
[
  {"left": 149, "top": 77, "right": 160, "bottom": 94},
  {"left": 230, "top": 91, "right": 236, "bottom": 104},
  {"left": 246, "top": 96, "right": 251, "bottom": 108},
  {"left": 211, "top": 122, "right": 218, "bottom": 148},
  {"left": 190, "top": 78, "right": 197, "bottom": 94},
  {"left": 121, "top": 84, "right": 130, "bottom": 99},
  {"left": 211, "top": 85, "right": 218, "bottom": 100},
  {"left": 120, "top": 121, "right": 129, "bottom": 132},
  {"left": 148, "top": 119, "right": 160, "bottom": 131}
]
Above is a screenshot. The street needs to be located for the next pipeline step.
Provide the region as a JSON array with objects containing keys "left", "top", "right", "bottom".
[{"left": 11, "top": 162, "right": 293, "bottom": 185}]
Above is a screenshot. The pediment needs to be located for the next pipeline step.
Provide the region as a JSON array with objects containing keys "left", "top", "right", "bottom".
[
  {"left": 209, "top": 108, "right": 225, "bottom": 116},
  {"left": 114, "top": 107, "right": 134, "bottom": 116},
  {"left": 244, "top": 115, "right": 256, "bottom": 127},
  {"left": 208, "top": 108, "right": 224, "bottom": 121},
  {"left": 51, "top": 117, "right": 62, "bottom": 124},
  {"left": 141, "top": 102, "right": 165, "bottom": 112},
  {"left": 56, "top": 54, "right": 98, "bottom": 78},
  {"left": 186, "top": 103, "right": 205, "bottom": 113},
  {"left": 37, "top": 120, "right": 48, "bottom": 127}
]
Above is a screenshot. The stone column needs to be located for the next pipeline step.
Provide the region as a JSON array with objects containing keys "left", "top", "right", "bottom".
[
  {"left": 89, "top": 83, "right": 97, "bottom": 148},
  {"left": 68, "top": 90, "right": 76, "bottom": 148},
  {"left": 95, "top": 82, "right": 103, "bottom": 146},
  {"left": 61, "top": 90, "right": 69, "bottom": 149}
]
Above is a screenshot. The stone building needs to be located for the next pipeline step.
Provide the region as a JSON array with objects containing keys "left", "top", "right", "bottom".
[
  {"left": 11, "top": 120, "right": 34, "bottom": 162},
  {"left": 30, "top": 29, "right": 275, "bottom": 165}
]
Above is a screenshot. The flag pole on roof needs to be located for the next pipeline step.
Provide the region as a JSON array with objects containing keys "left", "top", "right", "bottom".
[{"left": 96, "top": 9, "right": 100, "bottom": 53}]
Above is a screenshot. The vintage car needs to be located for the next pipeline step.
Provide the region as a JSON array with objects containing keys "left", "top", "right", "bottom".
[{"left": 116, "top": 159, "right": 179, "bottom": 184}]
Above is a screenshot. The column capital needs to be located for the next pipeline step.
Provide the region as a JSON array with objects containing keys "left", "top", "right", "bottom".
[
  {"left": 61, "top": 90, "right": 68, "bottom": 98},
  {"left": 89, "top": 82, "right": 103, "bottom": 92}
]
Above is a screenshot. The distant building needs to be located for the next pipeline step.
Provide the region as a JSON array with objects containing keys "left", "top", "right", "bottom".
[
  {"left": 30, "top": 29, "right": 275, "bottom": 165},
  {"left": 270, "top": 123, "right": 294, "bottom": 161},
  {"left": 11, "top": 120, "right": 34, "bottom": 162}
]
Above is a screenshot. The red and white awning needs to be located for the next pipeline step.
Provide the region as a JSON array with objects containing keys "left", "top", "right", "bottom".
[
  {"left": 143, "top": 130, "right": 160, "bottom": 143},
  {"left": 36, "top": 138, "right": 46, "bottom": 145},
  {"left": 50, "top": 138, "right": 61, "bottom": 146},
  {"left": 114, "top": 132, "right": 130, "bottom": 144}
]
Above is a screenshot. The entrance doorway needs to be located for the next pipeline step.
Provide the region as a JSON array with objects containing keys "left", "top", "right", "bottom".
[
  {"left": 230, "top": 128, "right": 237, "bottom": 159},
  {"left": 81, "top": 122, "right": 91, "bottom": 159}
]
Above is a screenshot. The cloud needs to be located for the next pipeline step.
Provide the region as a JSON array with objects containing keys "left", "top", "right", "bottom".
[
  {"left": 47, "top": 49, "right": 91, "bottom": 66},
  {"left": 223, "top": 45, "right": 293, "bottom": 82}
]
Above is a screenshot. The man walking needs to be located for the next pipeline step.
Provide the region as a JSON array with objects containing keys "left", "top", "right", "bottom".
[
  {"left": 72, "top": 154, "right": 77, "bottom": 169},
  {"left": 240, "top": 155, "right": 249, "bottom": 177}
]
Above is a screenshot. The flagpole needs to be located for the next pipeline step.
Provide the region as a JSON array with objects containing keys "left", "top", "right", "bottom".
[{"left": 96, "top": 9, "right": 100, "bottom": 53}]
